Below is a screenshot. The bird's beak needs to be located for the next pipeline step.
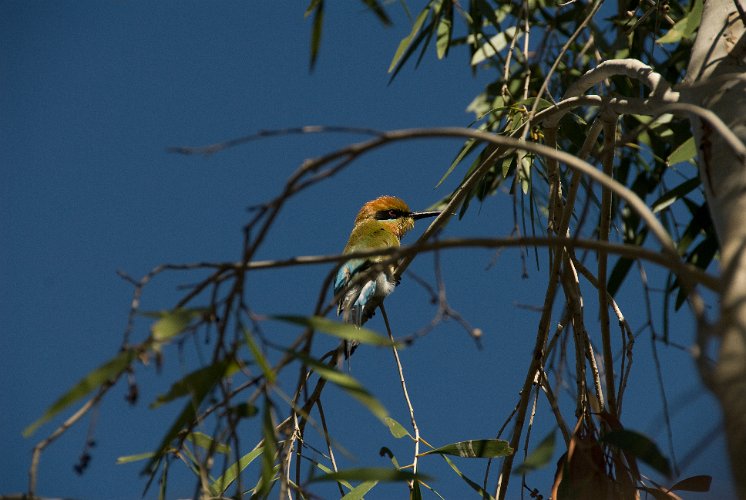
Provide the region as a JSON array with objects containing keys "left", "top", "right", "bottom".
[{"left": 410, "top": 210, "right": 441, "bottom": 220}]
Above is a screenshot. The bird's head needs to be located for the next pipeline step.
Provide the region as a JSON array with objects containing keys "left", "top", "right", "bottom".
[{"left": 354, "top": 195, "right": 441, "bottom": 238}]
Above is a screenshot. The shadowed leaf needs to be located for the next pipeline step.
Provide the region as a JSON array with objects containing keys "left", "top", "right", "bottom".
[
  {"left": 24, "top": 348, "right": 137, "bottom": 437},
  {"left": 602, "top": 430, "right": 672, "bottom": 477},
  {"left": 515, "top": 431, "right": 555, "bottom": 473},
  {"left": 209, "top": 444, "right": 264, "bottom": 496},
  {"left": 150, "top": 359, "right": 239, "bottom": 408},
  {"left": 651, "top": 177, "right": 700, "bottom": 214},
  {"left": 341, "top": 479, "right": 378, "bottom": 499},
  {"left": 186, "top": 431, "right": 230, "bottom": 455},
  {"left": 142, "top": 358, "right": 240, "bottom": 476},
  {"left": 292, "top": 351, "right": 389, "bottom": 422},
  {"left": 657, "top": 0, "right": 702, "bottom": 44},
  {"left": 441, "top": 454, "right": 496, "bottom": 498},
  {"left": 306, "top": 0, "right": 324, "bottom": 70},
  {"left": 421, "top": 439, "right": 512, "bottom": 458},
  {"left": 311, "top": 467, "right": 427, "bottom": 482},
  {"left": 243, "top": 327, "right": 276, "bottom": 383},
  {"left": 272, "top": 315, "right": 394, "bottom": 347},
  {"left": 360, "top": 0, "right": 392, "bottom": 25},
  {"left": 388, "top": 7, "right": 430, "bottom": 73},
  {"left": 669, "top": 474, "right": 712, "bottom": 492}
]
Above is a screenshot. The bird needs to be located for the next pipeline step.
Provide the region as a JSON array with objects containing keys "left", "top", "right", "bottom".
[{"left": 334, "top": 196, "right": 440, "bottom": 356}]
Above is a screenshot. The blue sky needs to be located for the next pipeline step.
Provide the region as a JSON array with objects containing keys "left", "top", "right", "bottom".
[{"left": 1, "top": 2, "right": 732, "bottom": 499}]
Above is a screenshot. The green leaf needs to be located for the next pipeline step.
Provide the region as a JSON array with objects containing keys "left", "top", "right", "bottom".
[
  {"left": 421, "top": 439, "right": 513, "bottom": 458},
  {"left": 341, "top": 480, "right": 379, "bottom": 499},
  {"left": 412, "top": 478, "right": 423, "bottom": 500},
  {"left": 292, "top": 351, "right": 389, "bottom": 423},
  {"left": 308, "top": 0, "right": 324, "bottom": 70},
  {"left": 666, "top": 136, "right": 696, "bottom": 166},
  {"left": 256, "top": 402, "right": 278, "bottom": 498},
  {"left": 435, "top": 136, "right": 480, "bottom": 188},
  {"left": 311, "top": 467, "right": 427, "bottom": 482},
  {"left": 116, "top": 451, "right": 155, "bottom": 464},
  {"left": 272, "top": 315, "right": 394, "bottom": 347},
  {"left": 142, "top": 358, "right": 239, "bottom": 476},
  {"left": 602, "top": 430, "right": 672, "bottom": 477},
  {"left": 209, "top": 444, "right": 264, "bottom": 496},
  {"left": 23, "top": 348, "right": 137, "bottom": 437},
  {"left": 519, "top": 152, "right": 532, "bottom": 195},
  {"left": 435, "top": 8, "right": 452, "bottom": 59},
  {"left": 657, "top": 0, "right": 702, "bottom": 44},
  {"left": 651, "top": 177, "right": 700, "bottom": 214},
  {"left": 360, "top": 0, "right": 392, "bottom": 26},
  {"left": 228, "top": 402, "right": 259, "bottom": 419},
  {"left": 150, "top": 359, "right": 239, "bottom": 409},
  {"left": 313, "top": 461, "right": 354, "bottom": 489},
  {"left": 440, "top": 454, "right": 495, "bottom": 498},
  {"left": 388, "top": 7, "right": 430, "bottom": 73},
  {"left": 186, "top": 431, "right": 230, "bottom": 455},
  {"left": 148, "top": 308, "right": 204, "bottom": 342},
  {"left": 385, "top": 416, "right": 412, "bottom": 439},
  {"left": 243, "top": 327, "right": 276, "bottom": 384},
  {"left": 669, "top": 474, "right": 712, "bottom": 492},
  {"left": 471, "top": 27, "right": 520, "bottom": 66},
  {"left": 515, "top": 430, "right": 555, "bottom": 474}
]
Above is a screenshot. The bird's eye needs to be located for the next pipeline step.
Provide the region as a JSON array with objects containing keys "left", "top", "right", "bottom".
[{"left": 388, "top": 209, "right": 398, "bottom": 218}]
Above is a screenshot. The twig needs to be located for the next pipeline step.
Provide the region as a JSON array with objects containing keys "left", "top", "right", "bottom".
[
  {"left": 598, "top": 116, "right": 618, "bottom": 415},
  {"left": 29, "top": 383, "right": 113, "bottom": 496},
  {"left": 380, "top": 304, "right": 420, "bottom": 492}
]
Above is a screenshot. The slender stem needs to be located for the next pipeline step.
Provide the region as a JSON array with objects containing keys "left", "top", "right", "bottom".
[
  {"left": 598, "top": 117, "right": 618, "bottom": 415},
  {"left": 316, "top": 399, "right": 344, "bottom": 497},
  {"left": 29, "top": 383, "right": 112, "bottom": 496},
  {"left": 380, "top": 304, "right": 420, "bottom": 491}
]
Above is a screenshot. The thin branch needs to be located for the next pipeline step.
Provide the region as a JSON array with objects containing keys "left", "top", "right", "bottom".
[
  {"left": 380, "top": 304, "right": 420, "bottom": 492},
  {"left": 168, "top": 126, "right": 384, "bottom": 156},
  {"left": 598, "top": 116, "right": 618, "bottom": 415},
  {"left": 29, "top": 383, "right": 113, "bottom": 496}
]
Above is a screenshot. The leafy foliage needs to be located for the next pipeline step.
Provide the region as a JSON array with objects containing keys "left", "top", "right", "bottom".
[{"left": 24, "top": 1, "right": 720, "bottom": 498}]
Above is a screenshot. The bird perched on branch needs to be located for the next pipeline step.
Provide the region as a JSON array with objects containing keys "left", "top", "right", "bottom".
[{"left": 334, "top": 196, "right": 440, "bottom": 351}]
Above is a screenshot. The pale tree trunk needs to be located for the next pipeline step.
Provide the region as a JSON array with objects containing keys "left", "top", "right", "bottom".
[{"left": 684, "top": 0, "right": 746, "bottom": 496}]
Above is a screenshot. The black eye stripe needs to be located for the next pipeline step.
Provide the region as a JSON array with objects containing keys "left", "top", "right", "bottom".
[{"left": 374, "top": 209, "right": 407, "bottom": 220}]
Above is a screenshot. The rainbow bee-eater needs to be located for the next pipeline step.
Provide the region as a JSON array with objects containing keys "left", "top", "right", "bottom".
[{"left": 334, "top": 196, "right": 440, "bottom": 352}]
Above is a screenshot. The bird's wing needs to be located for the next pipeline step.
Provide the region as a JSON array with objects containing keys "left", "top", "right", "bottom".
[
  {"left": 334, "top": 258, "right": 369, "bottom": 296},
  {"left": 333, "top": 220, "right": 399, "bottom": 295}
]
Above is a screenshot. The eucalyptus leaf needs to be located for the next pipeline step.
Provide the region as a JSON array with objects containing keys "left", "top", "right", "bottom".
[
  {"left": 341, "top": 480, "right": 379, "bottom": 499},
  {"left": 148, "top": 308, "right": 205, "bottom": 343},
  {"left": 142, "top": 357, "right": 240, "bottom": 476},
  {"left": 669, "top": 474, "right": 712, "bottom": 492},
  {"left": 150, "top": 359, "right": 239, "bottom": 409},
  {"left": 471, "top": 27, "right": 520, "bottom": 66},
  {"left": 209, "top": 444, "right": 264, "bottom": 496},
  {"left": 186, "top": 431, "right": 230, "bottom": 455},
  {"left": 440, "top": 454, "right": 495, "bottom": 498},
  {"left": 311, "top": 467, "right": 427, "bottom": 483},
  {"left": 602, "top": 430, "right": 672, "bottom": 477},
  {"left": 657, "top": 0, "right": 702, "bottom": 44},
  {"left": 272, "top": 315, "right": 393, "bottom": 347},
  {"left": 24, "top": 348, "right": 137, "bottom": 437},
  {"left": 515, "top": 431, "right": 555, "bottom": 474},
  {"left": 388, "top": 7, "right": 430, "bottom": 73},
  {"left": 385, "top": 416, "right": 412, "bottom": 439},
  {"left": 666, "top": 137, "right": 696, "bottom": 166},
  {"left": 292, "top": 351, "right": 389, "bottom": 422},
  {"left": 421, "top": 439, "right": 513, "bottom": 458}
]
